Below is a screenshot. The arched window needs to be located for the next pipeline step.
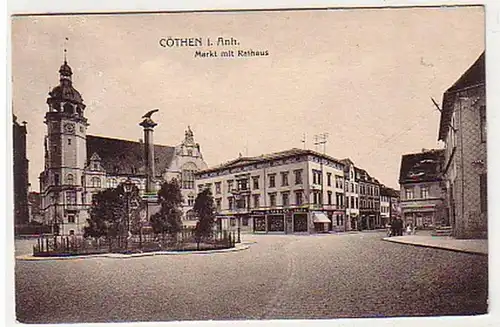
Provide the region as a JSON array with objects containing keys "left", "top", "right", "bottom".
[
  {"left": 66, "top": 174, "right": 74, "bottom": 185},
  {"left": 91, "top": 177, "right": 101, "bottom": 188}
]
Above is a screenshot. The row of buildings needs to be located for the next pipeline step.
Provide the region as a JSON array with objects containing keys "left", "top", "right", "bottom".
[
  {"left": 15, "top": 52, "right": 486, "bottom": 239},
  {"left": 398, "top": 51, "right": 486, "bottom": 239},
  {"left": 194, "top": 150, "right": 400, "bottom": 234},
  {"left": 14, "top": 57, "right": 400, "bottom": 235}
]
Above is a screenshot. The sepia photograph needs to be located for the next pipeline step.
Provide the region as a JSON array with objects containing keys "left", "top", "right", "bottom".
[{"left": 9, "top": 3, "right": 489, "bottom": 325}]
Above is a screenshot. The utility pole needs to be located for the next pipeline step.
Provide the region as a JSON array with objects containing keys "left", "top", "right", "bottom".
[{"left": 301, "top": 133, "right": 306, "bottom": 149}]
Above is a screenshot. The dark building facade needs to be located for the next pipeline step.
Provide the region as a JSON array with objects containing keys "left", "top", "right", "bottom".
[
  {"left": 13, "top": 115, "right": 30, "bottom": 225},
  {"left": 357, "top": 168, "right": 381, "bottom": 230},
  {"left": 439, "top": 52, "right": 487, "bottom": 239},
  {"left": 399, "top": 149, "right": 446, "bottom": 229}
]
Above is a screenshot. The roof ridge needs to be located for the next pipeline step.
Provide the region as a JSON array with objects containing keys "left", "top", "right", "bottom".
[{"left": 87, "top": 134, "right": 174, "bottom": 148}]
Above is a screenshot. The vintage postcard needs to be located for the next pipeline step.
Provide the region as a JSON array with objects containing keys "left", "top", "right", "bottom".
[{"left": 10, "top": 4, "right": 490, "bottom": 326}]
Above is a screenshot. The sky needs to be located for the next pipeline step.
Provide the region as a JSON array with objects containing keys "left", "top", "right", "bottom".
[{"left": 11, "top": 6, "right": 484, "bottom": 191}]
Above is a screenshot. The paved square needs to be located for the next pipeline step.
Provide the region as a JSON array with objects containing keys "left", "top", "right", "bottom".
[{"left": 15, "top": 232, "right": 487, "bottom": 323}]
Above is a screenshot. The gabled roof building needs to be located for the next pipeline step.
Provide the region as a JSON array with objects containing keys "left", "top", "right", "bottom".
[
  {"left": 438, "top": 51, "right": 486, "bottom": 239},
  {"left": 398, "top": 149, "right": 446, "bottom": 228}
]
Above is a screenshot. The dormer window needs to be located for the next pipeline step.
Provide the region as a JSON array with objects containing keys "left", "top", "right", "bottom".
[{"left": 187, "top": 149, "right": 193, "bottom": 156}]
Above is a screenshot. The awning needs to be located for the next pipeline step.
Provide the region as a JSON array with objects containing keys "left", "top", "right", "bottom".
[{"left": 312, "top": 212, "right": 331, "bottom": 224}]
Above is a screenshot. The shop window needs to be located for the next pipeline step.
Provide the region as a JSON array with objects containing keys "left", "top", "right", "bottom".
[
  {"left": 253, "top": 217, "right": 266, "bottom": 232},
  {"left": 267, "top": 214, "right": 285, "bottom": 232},
  {"left": 293, "top": 213, "right": 308, "bottom": 232}
]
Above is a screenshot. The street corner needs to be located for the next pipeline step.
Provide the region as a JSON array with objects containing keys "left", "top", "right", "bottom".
[{"left": 381, "top": 236, "right": 488, "bottom": 256}]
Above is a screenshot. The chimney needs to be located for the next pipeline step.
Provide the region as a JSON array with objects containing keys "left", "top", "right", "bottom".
[{"left": 139, "top": 113, "right": 158, "bottom": 193}]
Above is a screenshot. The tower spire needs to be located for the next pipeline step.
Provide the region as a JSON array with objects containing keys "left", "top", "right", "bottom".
[{"left": 64, "top": 37, "right": 68, "bottom": 63}]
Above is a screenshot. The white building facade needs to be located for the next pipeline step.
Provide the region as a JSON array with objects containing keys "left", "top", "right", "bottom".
[{"left": 195, "top": 149, "right": 346, "bottom": 234}]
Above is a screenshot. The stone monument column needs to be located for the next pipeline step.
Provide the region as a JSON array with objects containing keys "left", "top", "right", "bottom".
[{"left": 140, "top": 110, "right": 159, "bottom": 193}]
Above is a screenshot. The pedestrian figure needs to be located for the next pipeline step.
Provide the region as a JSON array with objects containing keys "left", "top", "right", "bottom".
[
  {"left": 396, "top": 218, "right": 404, "bottom": 236},
  {"left": 406, "top": 224, "right": 412, "bottom": 235},
  {"left": 390, "top": 218, "right": 397, "bottom": 237}
]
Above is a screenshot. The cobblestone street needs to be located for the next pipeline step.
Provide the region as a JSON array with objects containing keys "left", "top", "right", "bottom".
[{"left": 15, "top": 232, "right": 488, "bottom": 323}]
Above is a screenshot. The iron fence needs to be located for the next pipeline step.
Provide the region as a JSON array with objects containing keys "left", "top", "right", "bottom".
[{"left": 32, "top": 227, "right": 240, "bottom": 257}]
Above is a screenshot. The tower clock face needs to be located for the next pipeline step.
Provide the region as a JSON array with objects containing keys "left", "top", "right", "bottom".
[{"left": 64, "top": 123, "right": 75, "bottom": 133}]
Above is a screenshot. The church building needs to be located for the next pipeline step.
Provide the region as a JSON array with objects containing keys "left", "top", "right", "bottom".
[{"left": 39, "top": 59, "right": 207, "bottom": 235}]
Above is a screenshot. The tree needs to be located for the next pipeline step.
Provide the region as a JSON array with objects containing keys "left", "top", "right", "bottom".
[
  {"left": 150, "top": 179, "right": 183, "bottom": 239},
  {"left": 193, "top": 188, "right": 216, "bottom": 247},
  {"left": 84, "top": 182, "right": 141, "bottom": 248}
]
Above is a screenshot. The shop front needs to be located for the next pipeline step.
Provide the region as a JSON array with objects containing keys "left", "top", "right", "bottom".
[
  {"left": 253, "top": 214, "right": 266, "bottom": 232},
  {"left": 401, "top": 203, "right": 438, "bottom": 229},
  {"left": 293, "top": 213, "right": 308, "bottom": 233},
  {"left": 251, "top": 208, "right": 313, "bottom": 234},
  {"left": 267, "top": 214, "right": 285, "bottom": 232},
  {"left": 312, "top": 211, "right": 330, "bottom": 233}
]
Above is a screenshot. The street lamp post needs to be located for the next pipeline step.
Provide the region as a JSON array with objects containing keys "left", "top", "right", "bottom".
[
  {"left": 123, "top": 178, "right": 134, "bottom": 251},
  {"left": 230, "top": 189, "right": 243, "bottom": 243}
]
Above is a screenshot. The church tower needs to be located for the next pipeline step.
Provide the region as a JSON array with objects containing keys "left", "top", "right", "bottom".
[{"left": 41, "top": 58, "right": 88, "bottom": 235}]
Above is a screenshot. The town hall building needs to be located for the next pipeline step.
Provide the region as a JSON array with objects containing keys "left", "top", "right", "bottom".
[{"left": 39, "top": 59, "right": 207, "bottom": 235}]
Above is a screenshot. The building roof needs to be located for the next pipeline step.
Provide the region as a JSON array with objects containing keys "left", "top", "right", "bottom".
[
  {"left": 197, "top": 148, "right": 344, "bottom": 175},
  {"left": 380, "top": 185, "right": 399, "bottom": 198},
  {"left": 439, "top": 51, "right": 485, "bottom": 141},
  {"left": 399, "top": 149, "right": 445, "bottom": 184},
  {"left": 86, "top": 135, "right": 175, "bottom": 177}
]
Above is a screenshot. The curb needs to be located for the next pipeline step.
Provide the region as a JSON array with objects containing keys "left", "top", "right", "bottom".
[
  {"left": 382, "top": 237, "right": 487, "bottom": 256},
  {"left": 15, "top": 244, "right": 251, "bottom": 261}
]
